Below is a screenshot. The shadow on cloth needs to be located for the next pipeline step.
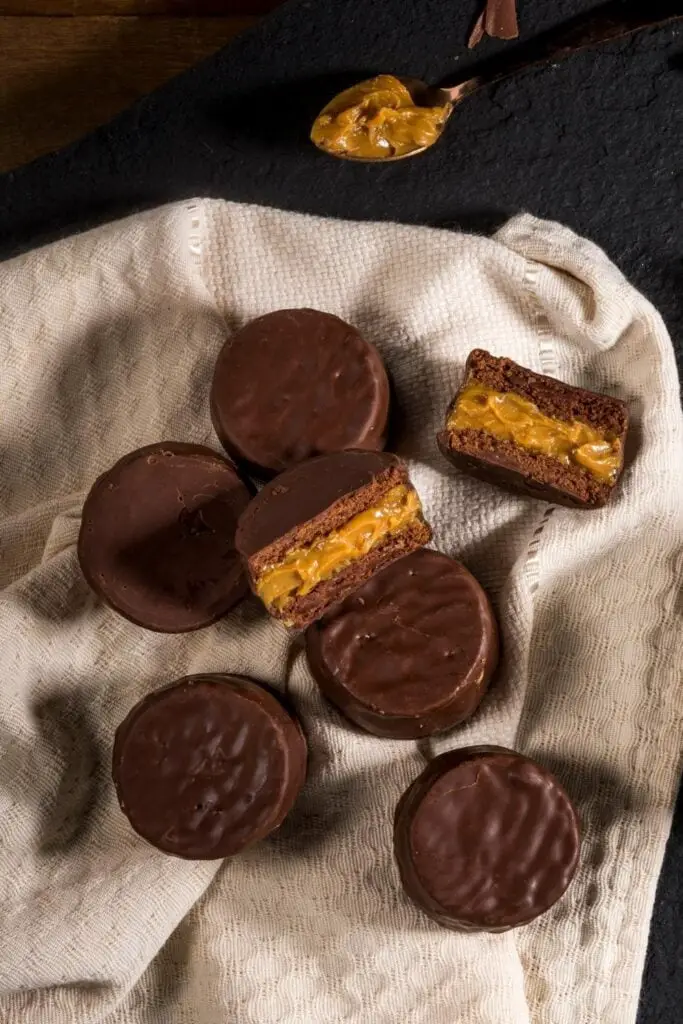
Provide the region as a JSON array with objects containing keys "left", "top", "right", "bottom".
[
  {"left": 258, "top": 754, "right": 440, "bottom": 935},
  {"left": 3, "top": 301, "right": 222, "bottom": 527},
  {"left": 116, "top": 906, "right": 199, "bottom": 1021},
  {"left": 32, "top": 687, "right": 105, "bottom": 856},
  {"left": 9, "top": 547, "right": 93, "bottom": 626},
  {"left": 0, "top": 685, "right": 106, "bottom": 856}
]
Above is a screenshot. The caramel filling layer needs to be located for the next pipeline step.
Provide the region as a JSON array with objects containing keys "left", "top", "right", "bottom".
[
  {"left": 448, "top": 383, "right": 621, "bottom": 483},
  {"left": 311, "top": 75, "right": 450, "bottom": 161},
  {"left": 256, "top": 484, "right": 421, "bottom": 612}
]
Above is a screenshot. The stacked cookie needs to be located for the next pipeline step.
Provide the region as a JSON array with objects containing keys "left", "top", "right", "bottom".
[{"left": 78, "top": 308, "right": 628, "bottom": 932}]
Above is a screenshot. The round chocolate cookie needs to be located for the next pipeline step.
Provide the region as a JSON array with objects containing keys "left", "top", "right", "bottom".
[
  {"left": 113, "top": 674, "right": 307, "bottom": 859},
  {"left": 78, "top": 442, "right": 251, "bottom": 632},
  {"left": 394, "top": 746, "right": 581, "bottom": 931},
  {"left": 210, "top": 308, "right": 389, "bottom": 477},
  {"left": 306, "top": 549, "right": 498, "bottom": 738}
]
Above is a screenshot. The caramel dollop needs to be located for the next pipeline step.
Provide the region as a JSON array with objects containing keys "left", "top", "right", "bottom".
[
  {"left": 256, "top": 484, "right": 421, "bottom": 612},
  {"left": 311, "top": 75, "right": 450, "bottom": 160},
  {"left": 448, "top": 383, "right": 621, "bottom": 483}
]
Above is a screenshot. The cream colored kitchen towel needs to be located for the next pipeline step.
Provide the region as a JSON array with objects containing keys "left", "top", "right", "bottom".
[{"left": 1, "top": 199, "right": 681, "bottom": 1024}]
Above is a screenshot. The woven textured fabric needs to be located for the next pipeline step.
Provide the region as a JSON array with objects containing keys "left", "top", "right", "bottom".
[{"left": 0, "top": 199, "right": 681, "bottom": 1024}]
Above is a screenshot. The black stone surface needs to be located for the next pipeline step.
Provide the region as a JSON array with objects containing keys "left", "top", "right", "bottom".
[{"left": 0, "top": 0, "right": 680, "bottom": 1018}]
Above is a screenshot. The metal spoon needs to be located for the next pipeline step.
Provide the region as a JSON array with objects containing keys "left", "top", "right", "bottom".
[{"left": 313, "top": 0, "right": 683, "bottom": 162}]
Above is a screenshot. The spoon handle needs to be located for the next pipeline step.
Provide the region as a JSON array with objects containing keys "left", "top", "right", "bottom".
[{"left": 445, "top": 0, "right": 683, "bottom": 101}]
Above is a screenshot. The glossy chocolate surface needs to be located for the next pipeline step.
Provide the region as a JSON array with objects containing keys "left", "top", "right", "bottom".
[
  {"left": 210, "top": 309, "right": 389, "bottom": 477},
  {"left": 394, "top": 746, "right": 580, "bottom": 930},
  {"left": 236, "top": 449, "right": 400, "bottom": 558},
  {"left": 306, "top": 550, "right": 498, "bottom": 737},
  {"left": 437, "top": 438, "right": 604, "bottom": 507},
  {"left": 78, "top": 442, "right": 251, "bottom": 632},
  {"left": 113, "top": 674, "right": 307, "bottom": 859}
]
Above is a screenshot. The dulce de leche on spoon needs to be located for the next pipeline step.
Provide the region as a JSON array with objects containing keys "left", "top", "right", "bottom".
[
  {"left": 310, "top": 75, "right": 451, "bottom": 161},
  {"left": 310, "top": 0, "right": 683, "bottom": 162}
]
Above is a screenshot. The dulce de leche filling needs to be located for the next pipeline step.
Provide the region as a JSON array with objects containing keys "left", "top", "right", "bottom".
[
  {"left": 311, "top": 75, "right": 450, "bottom": 160},
  {"left": 448, "top": 383, "right": 621, "bottom": 483},
  {"left": 255, "top": 484, "right": 421, "bottom": 612}
]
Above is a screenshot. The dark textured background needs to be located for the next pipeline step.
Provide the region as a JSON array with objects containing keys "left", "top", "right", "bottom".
[{"left": 0, "top": 0, "right": 681, "bottom": 1018}]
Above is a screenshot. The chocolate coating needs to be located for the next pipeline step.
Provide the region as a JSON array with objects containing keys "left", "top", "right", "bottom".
[
  {"left": 306, "top": 550, "right": 498, "bottom": 738},
  {"left": 437, "top": 438, "right": 594, "bottom": 507},
  {"left": 236, "top": 450, "right": 401, "bottom": 558},
  {"left": 210, "top": 309, "right": 389, "bottom": 477},
  {"left": 394, "top": 746, "right": 580, "bottom": 931},
  {"left": 78, "top": 442, "right": 251, "bottom": 632},
  {"left": 113, "top": 674, "right": 307, "bottom": 859}
]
